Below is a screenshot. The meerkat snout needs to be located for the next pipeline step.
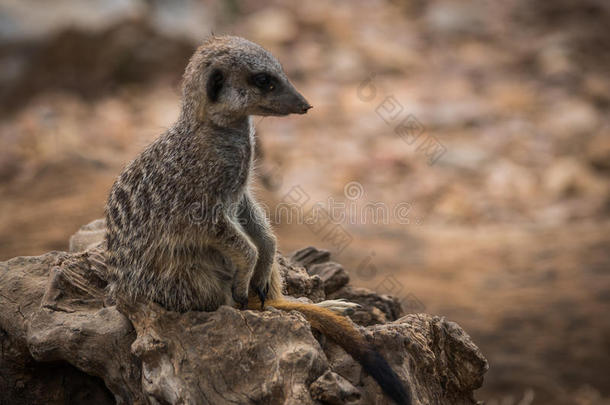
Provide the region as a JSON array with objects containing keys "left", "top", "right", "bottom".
[
  {"left": 276, "top": 82, "right": 312, "bottom": 115},
  {"left": 296, "top": 99, "right": 313, "bottom": 114},
  {"left": 246, "top": 69, "right": 312, "bottom": 116}
]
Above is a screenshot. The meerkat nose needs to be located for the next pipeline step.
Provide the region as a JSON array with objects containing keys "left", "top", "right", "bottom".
[{"left": 301, "top": 103, "right": 313, "bottom": 113}]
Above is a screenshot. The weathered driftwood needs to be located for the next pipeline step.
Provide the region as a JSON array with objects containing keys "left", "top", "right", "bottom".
[{"left": 0, "top": 219, "right": 488, "bottom": 405}]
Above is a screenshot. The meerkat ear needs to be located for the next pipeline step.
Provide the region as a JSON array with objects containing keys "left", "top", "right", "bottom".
[{"left": 206, "top": 69, "right": 224, "bottom": 102}]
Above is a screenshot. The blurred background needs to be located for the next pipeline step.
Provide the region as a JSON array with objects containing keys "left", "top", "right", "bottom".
[{"left": 1, "top": 0, "right": 609, "bottom": 403}]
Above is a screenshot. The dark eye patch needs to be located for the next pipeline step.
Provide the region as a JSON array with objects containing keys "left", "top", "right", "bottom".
[
  {"left": 250, "top": 73, "right": 276, "bottom": 92},
  {"left": 206, "top": 69, "right": 224, "bottom": 102}
]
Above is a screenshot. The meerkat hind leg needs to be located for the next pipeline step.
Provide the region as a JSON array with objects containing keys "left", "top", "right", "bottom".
[
  {"left": 210, "top": 218, "right": 259, "bottom": 309},
  {"left": 314, "top": 299, "right": 362, "bottom": 316}
]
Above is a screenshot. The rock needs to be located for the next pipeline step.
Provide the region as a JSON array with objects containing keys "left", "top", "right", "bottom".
[
  {"left": 290, "top": 246, "right": 332, "bottom": 268},
  {"left": 278, "top": 254, "right": 326, "bottom": 302},
  {"left": 321, "top": 314, "right": 488, "bottom": 405},
  {"left": 287, "top": 248, "right": 348, "bottom": 298},
  {"left": 310, "top": 370, "right": 362, "bottom": 404},
  {"left": 379, "top": 315, "right": 488, "bottom": 403},
  {"left": 309, "top": 261, "right": 350, "bottom": 294},
  {"left": 0, "top": 220, "right": 488, "bottom": 404},
  {"left": 329, "top": 286, "right": 405, "bottom": 326},
  {"left": 0, "top": 251, "right": 129, "bottom": 404},
  {"left": 127, "top": 302, "right": 328, "bottom": 405},
  {"left": 350, "top": 304, "right": 389, "bottom": 326},
  {"left": 69, "top": 218, "right": 106, "bottom": 252}
]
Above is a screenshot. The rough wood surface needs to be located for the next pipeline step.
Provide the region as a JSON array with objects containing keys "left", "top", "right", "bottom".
[{"left": 0, "top": 219, "right": 488, "bottom": 405}]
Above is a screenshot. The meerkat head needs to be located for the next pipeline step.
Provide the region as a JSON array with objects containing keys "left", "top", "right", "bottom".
[{"left": 181, "top": 35, "right": 312, "bottom": 127}]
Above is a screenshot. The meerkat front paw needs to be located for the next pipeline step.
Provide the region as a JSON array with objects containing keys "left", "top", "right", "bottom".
[
  {"left": 232, "top": 284, "right": 249, "bottom": 310},
  {"left": 254, "top": 282, "right": 270, "bottom": 310}
]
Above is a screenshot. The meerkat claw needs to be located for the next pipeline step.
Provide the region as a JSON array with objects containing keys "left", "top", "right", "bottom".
[
  {"left": 315, "top": 299, "right": 362, "bottom": 315},
  {"left": 256, "top": 287, "right": 266, "bottom": 309},
  {"left": 255, "top": 283, "right": 270, "bottom": 309}
]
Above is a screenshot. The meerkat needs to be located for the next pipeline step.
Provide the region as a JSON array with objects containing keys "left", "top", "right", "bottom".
[{"left": 105, "top": 35, "right": 411, "bottom": 405}]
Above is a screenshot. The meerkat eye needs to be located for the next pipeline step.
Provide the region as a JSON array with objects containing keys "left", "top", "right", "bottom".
[{"left": 252, "top": 73, "right": 275, "bottom": 91}]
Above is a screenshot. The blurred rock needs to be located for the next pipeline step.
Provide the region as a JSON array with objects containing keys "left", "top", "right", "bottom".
[
  {"left": 245, "top": 8, "right": 298, "bottom": 45},
  {"left": 537, "top": 40, "right": 575, "bottom": 77},
  {"left": 439, "top": 145, "right": 489, "bottom": 171},
  {"left": 0, "top": 0, "right": 146, "bottom": 43},
  {"left": 0, "top": 0, "right": 216, "bottom": 45},
  {"left": 543, "top": 99, "right": 600, "bottom": 137},
  {"left": 488, "top": 81, "right": 538, "bottom": 114},
  {"left": 308, "top": 261, "right": 350, "bottom": 294},
  {"left": 427, "top": 99, "right": 486, "bottom": 128},
  {"left": 69, "top": 218, "right": 106, "bottom": 252},
  {"left": 147, "top": 0, "right": 212, "bottom": 43},
  {"left": 294, "top": 2, "right": 329, "bottom": 27},
  {"left": 584, "top": 74, "right": 610, "bottom": 103},
  {"left": 0, "top": 147, "right": 21, "bottom": 183},
  {"left": 359, "top": 38, "right": 421, "bottom": 72},
  {"left": 586, "top": 133, "right": 610, "bottom": 173},
  {"left": 424, "top": 1, "right": 487, "bottom": 36},
  {"left": 290, "top": 246, "right": 332, "bottom": 268},
  {"left": 543, "top": 157, "right": 608, "bottom": 199},
  {"left": 486, "top": 160, "right": 538, "bottom": 201},
  {"left": 434, "top": 184, "right": 476, "bottom": 222},
  {"left": 326, "top": 47, "right": 366, "bottom": 82},
  {"left": 0, "top": 22, "right": 194, "bottom": 116},
  {"left": 289, "top": 40, "right": 324, "bottom": 73}
]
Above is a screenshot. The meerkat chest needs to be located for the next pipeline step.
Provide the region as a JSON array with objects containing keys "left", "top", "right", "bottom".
[
  {"left": 210, "top": 122, "right": 254, "bottom": 196},
  {"left": 232, "top": 119, "right": 255, "bottom": 184}
]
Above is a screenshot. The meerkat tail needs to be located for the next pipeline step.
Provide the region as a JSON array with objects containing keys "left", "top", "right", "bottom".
[{"left": 249, "top": 299, "right": 412, "bottom": 405}]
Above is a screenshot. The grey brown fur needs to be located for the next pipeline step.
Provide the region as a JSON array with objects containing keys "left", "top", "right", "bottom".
[
  {"left": 105, "top": 36, "right": 311, "bottom": 312},
  {"left": 105, "top": 36, "right": 412, "bottom": 405}
]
